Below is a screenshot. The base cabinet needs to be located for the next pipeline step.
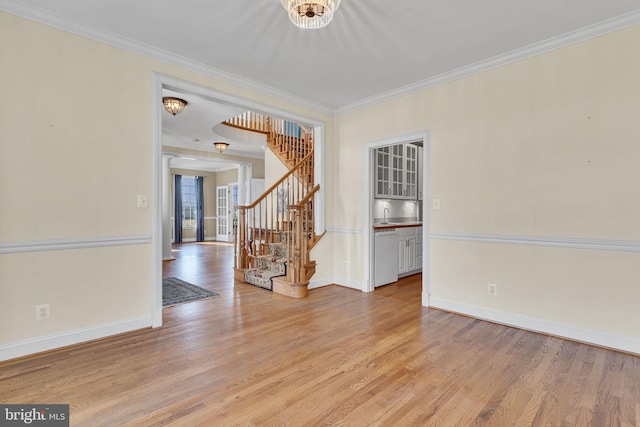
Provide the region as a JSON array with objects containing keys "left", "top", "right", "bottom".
[
  {"left": 397, "top": 227, "right": 421, "bottom": 276},
  {"left": 398, "top": 236, "right": 416, "bottom": 274}
]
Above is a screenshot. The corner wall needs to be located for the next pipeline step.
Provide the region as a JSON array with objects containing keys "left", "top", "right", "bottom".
[
  {"left": 335, "top": 24, "right": 640, "bottom": 352},
  {"left": 0, "top": 10, "right": 333, "bottom": 361}
]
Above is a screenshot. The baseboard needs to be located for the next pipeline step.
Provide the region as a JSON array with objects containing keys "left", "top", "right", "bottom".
[
  {"left": 0, "top": 315, "right": 152, "bottom": 362},
  {"left": 430, "top": 297, "right": 640, "bottom": 355},
  {"left": 422, "top": 292, "right": 430, "bottom": 307},
  {"left": 308, "top": 276, "right": 363, "bottom": 292}
]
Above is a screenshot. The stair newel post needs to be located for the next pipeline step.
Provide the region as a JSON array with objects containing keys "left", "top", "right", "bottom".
[
  {"left": 233, "top": 216, "right": 238, "bottom": 270},
  {"left": 302, "top": 201, "right": 310, "bottom": 266},
  {"left": 238, "top": 206, "right": 248, "bottom": 269},
  {"left": 292, "top": 205, "right": 303, "bottom": 283}
]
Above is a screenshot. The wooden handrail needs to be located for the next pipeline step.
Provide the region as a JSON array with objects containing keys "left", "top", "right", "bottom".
[
  {"left": 231, "top": 110, "right": 321, "bottom": 295},
  {"left": 289, "top": 185, "right": 320, "bottom": 209},
  {"left": 240, "top": 150, "right": 314, "bottom": 210}
]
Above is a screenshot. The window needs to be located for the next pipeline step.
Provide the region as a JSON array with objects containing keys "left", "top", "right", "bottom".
[{"left": 181, "top": 176, "right": 197, "bottom": 229}]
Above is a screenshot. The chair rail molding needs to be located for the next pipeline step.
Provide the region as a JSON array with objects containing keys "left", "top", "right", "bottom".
[
  {"left": 0, "top": 235, "right": 153, "bottom": 254},
  {"left": 429, "top": 231, "right": 640, "bottom": 253}
]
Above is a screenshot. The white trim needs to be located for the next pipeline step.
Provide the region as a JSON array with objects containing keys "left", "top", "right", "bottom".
[
  {"left": 429, "top": 231, "right": 640, "bottom": 253},
  {"left": 309, "top": 276, "right": 363, "bottom": 292},
  {"left": 336, "top": 10, "right": 640, "bottom": 114},
  {"left": 152, "top": 72, "right": 327, "bottom": 321},
  {"left": 430, "top": 297, "right": 640, "bottom": 355},
  {"left": 0, "top": 316, "right": 152, "bottom": 362},
  {"left": 0, "top": 235, "right": 152, "bottom": 254},
  {"left": 0, "top": 0, "right": 334, "bottom": 116},
  {"left": 422, "top": 292, "right": 430, "bottom": 307},
  {"left": 151, "top": 73, "right": 163, "bottom": 328},
  {"left": 2, "top": 1, "right": 638, "bottom": 116},
  {"left": 363, "top": 131, "right": 430, "bottom": 294},
  {"left": 326, "top": 226, "right": 363, "bottom": 235}
]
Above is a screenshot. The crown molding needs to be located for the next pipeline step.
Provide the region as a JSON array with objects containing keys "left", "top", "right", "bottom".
[
  {"left": 0, "top": 0, "right": 335, "bottom": 116},
  {"left": 336, "top": 9, "right": 640, "bottom": 115},
  {"left": 2, "top": 1, "right": 639, "bottom": 116}
]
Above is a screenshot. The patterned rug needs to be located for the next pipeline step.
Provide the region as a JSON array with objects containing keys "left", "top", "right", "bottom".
[{"left": 162, "top": 277, "right": 219, "bottom": 307}]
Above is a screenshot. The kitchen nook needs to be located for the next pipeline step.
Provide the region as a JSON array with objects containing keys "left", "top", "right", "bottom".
[{"left": 372, "top": 141, "right": 424, "bottom": 287}]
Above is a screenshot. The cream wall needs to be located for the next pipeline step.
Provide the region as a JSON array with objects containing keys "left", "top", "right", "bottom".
[
  {"left": 336, "top": 25, "right": 640, "bottom": 349},
  {"left": 0, "top": 11, "right": 332, "bottom": 360},
  {"left": 2, "top": 7, "right": 638, "bottom": 358}
]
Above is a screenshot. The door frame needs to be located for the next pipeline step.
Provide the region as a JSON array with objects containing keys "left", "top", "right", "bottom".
[
  {"left": 151, "top": 72, "right": 327, "bottom": 327},
  {"left": 363, "top": 130, "right": 431, "bottom": 307}
]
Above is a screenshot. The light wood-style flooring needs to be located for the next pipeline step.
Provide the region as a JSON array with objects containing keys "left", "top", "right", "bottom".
[{"left": 1, "top": 242, "right": 639, "bottom": 426}]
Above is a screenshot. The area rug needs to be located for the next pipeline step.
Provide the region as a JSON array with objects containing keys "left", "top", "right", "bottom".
[{"left": 162, "top": 277, "right": 219, "bottom": 307}]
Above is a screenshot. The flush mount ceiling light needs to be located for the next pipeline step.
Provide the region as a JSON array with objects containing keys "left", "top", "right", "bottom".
[
  {"left": 162, "top": 97, "right": 187, "bottom": 115},
  {"left": 281, "top": 0, "right": 341, "bottom": 29},
  {"left": 213, "top": 141, "right": 229, "bottom": 154}
]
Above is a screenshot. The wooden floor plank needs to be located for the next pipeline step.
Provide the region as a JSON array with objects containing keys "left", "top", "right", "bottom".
[{"left": 1, "top": 242, "right": 639, "bottom": 426}]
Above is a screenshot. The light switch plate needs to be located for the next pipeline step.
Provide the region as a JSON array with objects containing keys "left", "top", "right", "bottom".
[
  {"left": 137, "top": 195, "right": 149, "bottom": 208},
  {"left": 432, "top": 199, "right": 441, "bottom": 210}
]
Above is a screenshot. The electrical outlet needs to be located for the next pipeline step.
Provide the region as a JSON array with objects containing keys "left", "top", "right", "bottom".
[
  {"left": 36, "top": 304, "right": 50, "bottom": 320},
  {"left": 343, "top": 261, "right": 348, "bottom": 270},
  {"left": 488, "top": 283, "right": 498, "bottom": 296}
]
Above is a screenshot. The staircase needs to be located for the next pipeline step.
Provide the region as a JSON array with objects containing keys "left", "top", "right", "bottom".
[
  {"left": 243, "top": 242, "right": 287, "bottom": 290},
  {"left": 226, "top": 112, "right": 323, "bottom": 298}
]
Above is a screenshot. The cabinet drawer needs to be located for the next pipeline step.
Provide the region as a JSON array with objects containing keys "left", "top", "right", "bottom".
[{"left": 397, "top": 227, "right": 417, "bottom": 237}]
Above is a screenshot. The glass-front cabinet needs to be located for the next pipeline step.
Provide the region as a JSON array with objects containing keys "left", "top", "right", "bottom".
[
  {"left": 375, "top": 146, "right": 391, "bottom": 197},
  {"left": 375, "top": 143, "right": 418, "bottom": 199}
]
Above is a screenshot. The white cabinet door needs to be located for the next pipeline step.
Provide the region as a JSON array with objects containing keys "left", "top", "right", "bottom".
[
  {"left": 406, "top": 237, "right": 416, "bottom": 271},
  {"left": 391, "top": 144, "right": 405, "bottom": 198},
  {"left": 404, "top": 144, "right": 417, "bottom": 199},
  {"left": 398, "top": 228, "right": 421, "bottom": 275},
  {"left": 375, "top": 144, "right": 419, "bottom": 200},
  {"left": 415, "top": 227, "right": 423, "bottom": 271},
  {"left": 374, "top": 147, "right": 392, "bottom": 198},
  {"left": 398, "top": 238, "right": 408, "bottom": 275}
]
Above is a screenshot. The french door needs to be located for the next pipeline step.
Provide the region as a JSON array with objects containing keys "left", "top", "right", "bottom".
[{"left": 216, "top": 186, "right": 230, "bottom": 242}]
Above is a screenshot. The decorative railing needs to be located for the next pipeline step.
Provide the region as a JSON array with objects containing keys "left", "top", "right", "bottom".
[
  {"left": 225, "top": 111, "right": 314, "bottom": 175},
  {"left": 235, "top": 151, "right": 316, "bottom": 277},
  {"left": 224, "top": 111, "right": 270, "bottom": 133},
  {"left": 228, "top": 111, "right": 320, "bottom": 291},
  {"left": 284, "top": 185, "right": 320, "bottom": 284}
]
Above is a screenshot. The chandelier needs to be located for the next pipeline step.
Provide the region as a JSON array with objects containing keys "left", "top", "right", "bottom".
[
  {"left": 213, "top": 142, "right": 229, "bottom": 153},
  {"left": 162, "top": 97, "right": 187, "bottom": 115},
  {"left": 281, "top": 0, "right": 341, "bottom": 29}
]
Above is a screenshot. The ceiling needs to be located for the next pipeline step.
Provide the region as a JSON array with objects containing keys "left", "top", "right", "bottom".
[
  {"left": 161, "top": 88, "right": 267, "bottom": 170},
  {"left": 3, "top": 0, "right": 640, "bottom": 166}
]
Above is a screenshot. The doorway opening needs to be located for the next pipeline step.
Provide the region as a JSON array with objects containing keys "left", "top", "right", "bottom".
[
  {"left": 364, "top": 131, "right": 430, "bottom": 307},
  {"left": 152, "top": 73, "right": 326, "bottom": 327}
]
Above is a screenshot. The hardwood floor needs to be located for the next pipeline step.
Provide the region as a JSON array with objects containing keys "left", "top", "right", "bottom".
[{"left": 1, "top": 242, "right": 639, "bottom": 426}]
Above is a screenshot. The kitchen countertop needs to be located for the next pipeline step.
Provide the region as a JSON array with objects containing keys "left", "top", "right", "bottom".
[{"left": 373, "top": 222, "right": 422, "bottom": 230}]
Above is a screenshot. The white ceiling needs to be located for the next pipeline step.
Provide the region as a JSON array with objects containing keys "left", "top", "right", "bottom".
[
  {"left": 3, "top": 0, "right": 640, "bottom": 165},
  {"left": 161, "top": 88, "right": 268, "bottom": 166}
]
